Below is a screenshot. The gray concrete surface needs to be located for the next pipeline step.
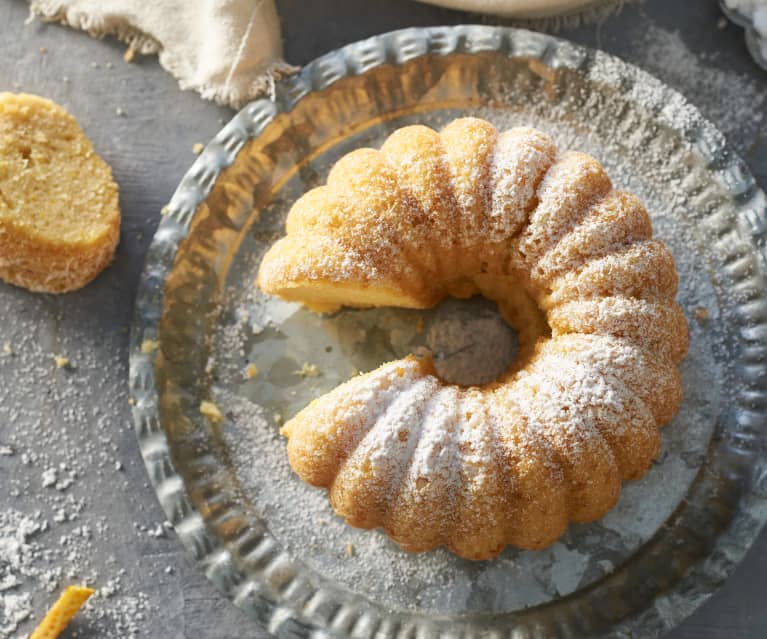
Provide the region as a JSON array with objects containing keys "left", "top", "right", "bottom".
[{"left": 0, "top": 0, "right": 765, "bottom": 637}]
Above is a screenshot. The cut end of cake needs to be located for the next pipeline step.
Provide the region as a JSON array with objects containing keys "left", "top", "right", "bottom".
[{"left": 0, "top": 92, "right": 120, "bottom": 293}]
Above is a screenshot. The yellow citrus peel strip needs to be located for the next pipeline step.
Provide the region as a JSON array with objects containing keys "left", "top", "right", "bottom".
[{"left": 29, "top": 585, "right": 96, "bottom": 639}]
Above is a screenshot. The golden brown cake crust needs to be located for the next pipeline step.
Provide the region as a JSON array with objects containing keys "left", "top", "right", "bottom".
[
  {"left": 259, "top": 117, "right": 689, "bottom": 560},
  {"left": 0, "top": 93, "right": 120, "bottom": 293}
]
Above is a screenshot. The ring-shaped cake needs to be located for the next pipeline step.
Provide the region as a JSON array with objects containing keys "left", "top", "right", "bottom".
[{"left": 257, "top": 117, "right": 688, "bottom": 560}]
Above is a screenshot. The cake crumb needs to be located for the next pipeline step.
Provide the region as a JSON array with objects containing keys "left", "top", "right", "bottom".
[
  {"left": 140, "top": 339, "right": 159, "bottom": 354},
  {"left": 273, "top": 412, "right": 283, "bottom": 425},
  {"left": 2, "top": 342, "right": 12, "bottom": 356},
  {"left": 192, "top": 143, "right": 204, "bottom": 155},
  {"left": 245, "top": 363, "right": 259, "bottom": 378},
  {"left": 345, "top": 543, "right": 355, "bottom": 557},
  {"left": 42, "top": 468, "right": 57, "bottom": 488},
  {"left": 115, "top": 107, "right": 125, "bottom": 117},
  {"left": 53, "top": 355, "right": 71, "bottom": 369},
  {"left": 160, "top": 205, "right": 171, "bottom": 216},
  {"left": 123, "top": 46, "right": 136, "bottom": 62},
  {"left": 39, "top": 47, "right": 46, "bottom": 54},
  {"left": 694, "top": 307, "right": 709, "bottom": 322},
  {"left": 200, "top": 400, "right": 224, "bottom": 424},
  {"left": 597, "top": 559, "right": 615, "bottom": 573},
  {"left": 128, "top": 397, "right": 136, "bottom": 405},
  {"left": 294, "top": 362, "right": 319, "bottom": 378},
  {"left": 55, "top": 476, "right": 74, "bottom": 492}
]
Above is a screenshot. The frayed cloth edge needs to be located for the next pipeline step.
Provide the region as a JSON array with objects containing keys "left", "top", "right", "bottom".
[
  {"left": 27, "top": 0, "right": 299, "bottom": 107},
  {"left": 29, "top": 0, "right": 160, "bottom": 53},
  {"left": 179, "top": 60, "right": 300, "bottom": 108}
]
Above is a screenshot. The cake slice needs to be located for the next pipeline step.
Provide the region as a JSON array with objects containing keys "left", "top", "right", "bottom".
[{"left": 0, "top": 93, "right": 120, "bottom": 293}]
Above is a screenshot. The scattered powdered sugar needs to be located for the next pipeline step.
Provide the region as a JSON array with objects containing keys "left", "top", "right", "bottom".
[
  {"left": 0, "top": 511, "right": 42, "bottom": 635},
  {"left": 0, "top": 594, "right": 30, "bottom": 639},
  {"left": 0, "top": 294, "right": 168, "bottom": 638},
  {"left": 636, "top": 23, "right": 766, "bottom": 153}
]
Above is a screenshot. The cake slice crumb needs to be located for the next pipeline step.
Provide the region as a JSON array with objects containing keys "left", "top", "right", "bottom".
[
  {"left": 294, "top": 362, "right": 319, "bottom": 378},
  {"left": 140, "top": 339, "right": 159, "bottom": 354},
  {"left": 200, "top": 400, "right": 224, "bottom": 424}
]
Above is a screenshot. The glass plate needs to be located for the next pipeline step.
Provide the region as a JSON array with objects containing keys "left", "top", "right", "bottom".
[{"left": 129, "top": 26, "right": 767, "bottom": 639}]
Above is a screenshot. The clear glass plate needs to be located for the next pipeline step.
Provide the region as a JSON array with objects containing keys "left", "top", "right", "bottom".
[{"left": 129, "top": 26, "right": 767, "bottom": 638}]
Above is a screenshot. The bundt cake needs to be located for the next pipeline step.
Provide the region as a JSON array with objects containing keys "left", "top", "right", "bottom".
[{"left": 257, "top": 117, "right": 688, "bottom": 560}]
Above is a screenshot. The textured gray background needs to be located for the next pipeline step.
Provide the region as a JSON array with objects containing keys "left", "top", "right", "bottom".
[{"left": 0, "top": 0, "right": 766, "bottom": 637}]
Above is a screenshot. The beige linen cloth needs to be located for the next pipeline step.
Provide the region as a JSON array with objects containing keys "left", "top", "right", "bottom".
[{"left": 28, "top": 0, "right": 297, "bottom": 107}]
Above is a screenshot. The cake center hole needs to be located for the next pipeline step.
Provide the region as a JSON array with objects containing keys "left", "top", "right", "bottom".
[{"left": 425, "top": 297, "right": 518, "bottom": 386}]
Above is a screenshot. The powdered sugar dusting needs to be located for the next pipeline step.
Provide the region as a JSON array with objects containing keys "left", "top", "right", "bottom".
[
  {"left": 332, "top": 376, "right": 440, "bottom": 507},
  {"left": 546, "top": 239, "right": 677, "bottom": 307},
  {"left": 549, "top": 296, "right": 688, "bottom": 364},
  {"left": 522, "top": 348, "right": 659, "bottom": 478},
  {"left": 441, "top": 118, "right": 496, "bottom": 240},
  {"left": 532, "top": 191, "right": 652, "bottom": 286},
  {"left": 488, "top": 127, "right": 557, "bottom": 242},
  {"left": 516, "top": 151, "right": 611, "bottom": 268},
  {"left": 534, "top": 333, "right": 681, "bottom": 426},
  {"left": 509, "top": 371, "right": 614, "bottom": 462},
  {"left": 399, "top": 386, "right": 463, "bottom": 496}
]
